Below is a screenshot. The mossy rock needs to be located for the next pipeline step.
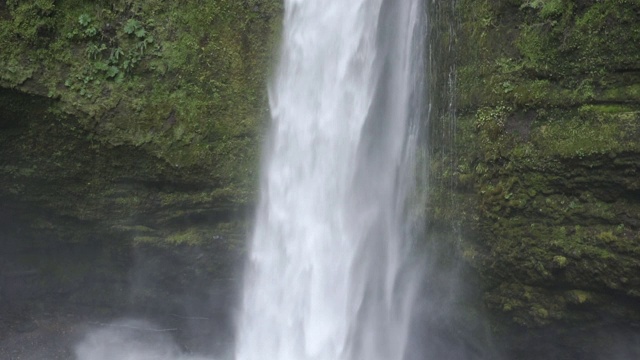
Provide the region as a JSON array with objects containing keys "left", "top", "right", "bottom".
[
  {"left": 429, "top": 0, "right": 640, "bottom": 357},
  {"left": 0, "top": 0, "right": 282, "bottom": 313}
]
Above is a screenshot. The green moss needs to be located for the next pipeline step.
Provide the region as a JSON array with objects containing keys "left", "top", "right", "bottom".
[
  {"left": 566, "top": 290, "right": 591, "bottom": 305},
  {"left": 2, "top": 0, "right": 282, "bottom": 191},
  {"left": 0, "top": 0, "right": 283, "bottom": 229},
  {"left": 552, "top": 255, "right": 567, "bottom": 268},
  {"left": 431, "top": 0, "right": 640, "bottom": 337},
  {"left": 0, "top": 1, "right": 282, "bottom": 311},
  {"left": 133, "top": 236, "right": 161, "bottom": 244},
  {"left": 5, "top": 0, "right": 56, "bottom": 43},
  {"left": 112, "top": 225, "right": 156, "bottom": 233},
  {"left": 165, "top": 229, "right": 204, "bottom": 246},
  {"left": 531, "top": 109, "right": 640, "bottom": 158}
]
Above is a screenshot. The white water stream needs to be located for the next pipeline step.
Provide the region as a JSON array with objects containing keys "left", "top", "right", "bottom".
[{"left": 235, "top": 1, "right": 426, "bottom": 359}]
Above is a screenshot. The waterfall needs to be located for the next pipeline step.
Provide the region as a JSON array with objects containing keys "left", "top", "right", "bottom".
[{"left": 235, "top": 0, "right": 425, "bottom": 359}]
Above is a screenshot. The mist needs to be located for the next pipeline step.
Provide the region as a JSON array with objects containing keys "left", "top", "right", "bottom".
[{"left": 74, "top": 319, "right": 213, "bottom": 360}]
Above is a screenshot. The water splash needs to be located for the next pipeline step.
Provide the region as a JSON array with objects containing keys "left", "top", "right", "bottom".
[{"left": 235, "top": 0, "right": 425, "bottom": 359}]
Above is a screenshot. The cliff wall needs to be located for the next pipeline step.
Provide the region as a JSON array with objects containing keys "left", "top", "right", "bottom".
[
  {"left": 0, "top": 0, "right": 281, "bottom": 314},
  {"left": 429, "top": 0, "right": 640, "bottom": 357}
]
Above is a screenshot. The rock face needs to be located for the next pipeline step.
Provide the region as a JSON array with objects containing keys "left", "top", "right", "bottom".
[
  {"left": 0, "top": 0, "right": 281, "bottom": 314},
  {"left": 428, "top": 0, "right": 640, "bottom": 358}
]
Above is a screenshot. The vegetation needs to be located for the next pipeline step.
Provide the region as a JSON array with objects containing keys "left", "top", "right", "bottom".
[
  {"left": 0, "top": 0, "right": 282, "bottom": 309},
  {"left": 428, "top": 0, "right": 640, "bottom": 356}
]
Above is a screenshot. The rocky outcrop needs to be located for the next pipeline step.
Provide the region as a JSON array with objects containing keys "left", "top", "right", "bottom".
[
  {"left": 429, "top": 0, "right": 640, "bottom": 358},
  {"left": 0, "top": 0, "right": 281, "bottom": 313}
]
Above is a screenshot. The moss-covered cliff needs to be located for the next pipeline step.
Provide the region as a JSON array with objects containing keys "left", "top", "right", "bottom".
[
  {"left": 0, "top": 0, "right": 281, "bottom": 311},
  {"left": 429, "top": 0, "right": 640, "bottom": 357}
]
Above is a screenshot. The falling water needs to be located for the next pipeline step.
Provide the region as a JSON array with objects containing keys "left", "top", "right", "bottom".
[{"left": 235, "top": 0, "right": 425, "bottom": 359}]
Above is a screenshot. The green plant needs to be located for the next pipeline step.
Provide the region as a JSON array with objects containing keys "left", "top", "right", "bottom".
[
  {"left": 123, "top": 19, "right": 142, "bottom": 35},
  {"left": 78, "top": 13, "right": 91, "bottom": 27},
  {"left": 109, "top": 47, "right": 124, "bottom": 62},
  {"left": 501, "top": 81, "right": 514, "bottom": 94},
  {"left": 123, "top": 18, "right": 155, "bottom": 55},
  {"left": 5, "top": 0, "right": 56, "bottom": 43},
  {"left": 85, "top": 43, "right": 107, "bottom": 59},
  {"left": 521, "top": 0, "right": 565, "bottom": 18},
  {"left": 77, "top": 13, "right": 98, "bottom": 38}
]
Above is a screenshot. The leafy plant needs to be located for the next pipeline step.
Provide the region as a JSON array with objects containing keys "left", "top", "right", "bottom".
[
  {"left": 106, "top": 66, "right": 120, "bottom": 79},
  {"left": 136, "top": 38, "right": 152, "bottom": 55},
  {"left": 501, "top": 81, "right": 514, "bottom": 94},
  {"left": 520, "top": 0, "right": 565, "bottom": 18},
  {"left": 124, "top": 19, "right": 142, "bottom": 35},
  {"left": 84, "top": 26, "right": 98, "bottom": 37},
  {"left": 109, "top": 47, "right": 124, "bottom": 62},
  {"left": 74, "top": 13, "right": 99, "bottom": 38},
  {"left": 65, "top": 12, "right": 162, "bottom": 87},
  {"left": 78, "top": 13, "right": 91, "bottom": 27},
  {"left": 85, "top": 43, "right": 107, "bottom": 59},
  {"left": 135, "top": 27, "right": 146, "bottom": 38}
]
